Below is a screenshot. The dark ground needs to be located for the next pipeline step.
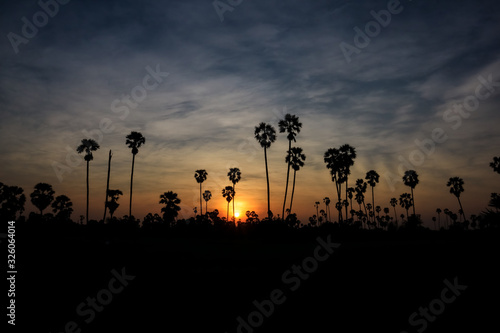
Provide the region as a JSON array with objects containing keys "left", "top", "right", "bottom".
[{"left": 12, "top": 222, "right": 500, "bottom": 332}]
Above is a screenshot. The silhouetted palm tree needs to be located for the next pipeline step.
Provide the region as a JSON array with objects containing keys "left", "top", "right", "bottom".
[
  {"left": 0, "top": 182, "right": 26, "bottom": 220},
  {"left": 195, "top": 170, "right": 208, "bottom": 215},
  {"left": 346, "top": 187, "right": 355, "bottom": 220},
  {"left": 30, "top": 183, "right": 55, "bottom": 215},
  {"left": 339, "top": 144, "right": 356, "bottom": 220},
  {"left": 324, "top": 148, "right": 343, "bottom": 222},
  {"left": 399, "top": 193, "right": 413, "bottom": 221},
  {"left": 402, "top": 170, "right": 419, "bottom": 217},
  {"left": 254, "top": 122, "right": 276, "bottom": 219},
  {"left": 314, "top": 201, "right": 320, "bottom": 222},
  {"left": 323, "top": 197, "right": 331, "bottom": 223},
  {"left": 222, "top": 186, "right": 235, "bottom": 221},
  {"left": 447, "top": 177, "right": 466, "bottom": 222},
  {"left": 77, "top": 139, "right": 100, "bottom": 224},
  {"left": 390, "top": 198, "right": 398, "bottom": 225},
  {"left": 203, "top": 190, "right": 212, "bottom": 214},
  {"left": 490, "top": 156, "right": 500, "bottom": 174},
  {"left": 365, "top": 170, "right": 379, "bottom": 223},
  {"left": 287, "top": 147, "right": 306, "bottom": 214},
  {"left": 355, "top": 179, "right": 368, "bottom": 224},
  {"left": 279, "top": 114, "right": 302, "bottom": 220},
  {"left": 227, "top": 168, "right": 241, "bottom": 222},
  {"left": 159, "top": 191, "right": 181, "bottom": 225},
  {"left": 436, "top": 208, "right": 442, "bottom": 229},
  {"left": 126, "top": 131, "right": 146, "bottom": 218},
  {"left": 51, "top": 195, "right": 73, "bottom": 221},
  {"left": 106, "top": 189, "right": 123, "bottom": 219}
]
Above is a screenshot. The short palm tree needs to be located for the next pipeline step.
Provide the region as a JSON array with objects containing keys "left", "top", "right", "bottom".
[
  {"left": 126, "top": 131, "right": 146, "bottom": 218},
  {"left": 436, "top": 208, "right": 442, "bottom": 229},
  {"left": 30, "top": 183, "right": 55, "bottom": 215},
  {"left": 194, "top": 170, "right": 208, "bottom": 215},
  {"left": 278, "top": 114, "right": 302, "bottom": 220},
  {"left": 159, "top": 191, "right": 181, "bottom": 225},
  {"left": 390, "top": 198, "right": 398, "bottom": 225},
  {"left": 287, "top": 147, "right": 306, "bottom": 214},
  {"left": 323, "top": 197, "right": 331, "bottom": 223},
  {"left": 399, "top": 193, "right": 413, "bottom": 221},
  {"left": 222, "top": 186, "right": 235, "bottom": 221},
  {"left": 51, "top": 195, "right": 73, "bottom": 221},
  {"left": 447, "top": 177, "right": 466, "bottom": 222},
  {"left": 254, "top": 122, "right": 276, "bottom": 219},
  {"left": 203, "top": 190, "right": 212, "bottom": 214},
  {"left": 106, "top": 189, "right": 123, "bottom": 220},
  {"left": 402, "top": 170, "right": 419, "bottom": 217},
  {"left": 76, "top": 139, "right": 100, "bottom": 224},
  {"left": 365, "top": 170, "right": 380, "bottom": 224},
  {"left": 490, "top": 156, "right": 500, "bottom": 174},
  {"left": 227, "top": 168, "right": 241, "bottom": 222}
]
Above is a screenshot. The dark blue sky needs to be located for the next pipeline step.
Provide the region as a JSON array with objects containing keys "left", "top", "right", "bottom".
[{"left": 1, "top": 0, "right": 500, "bottom": 223}]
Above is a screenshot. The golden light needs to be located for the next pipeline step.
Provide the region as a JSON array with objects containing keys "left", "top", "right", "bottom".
[{"left": 234, "top": 211, "right": 240, "bottom": 218}]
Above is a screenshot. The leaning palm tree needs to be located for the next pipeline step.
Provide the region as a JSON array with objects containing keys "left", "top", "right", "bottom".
[
  {"left": 222, "top": 186, "right": 235, "bottom": 221},
  {"left": 287, "top": 147, "right": 306, "bottom": 214},
  {"left": 194, "top": 170, "right": 208, "bottom": 215},
  {"left": 126, "top": 131, "right": 146, "bottom": 218},
  {"left": 447, "top": 177, "right": 466, "bottom": 222},
  {"left": 227, "top": 168, "right": 241, "bottom": 222},
  {"left": 76, "top": 139, "right": 100, "bottom": 224},
  {"left": 203, "top": 190, "right": 212, "bottom": 214},
  {"left": 365, "top": 170, "right": 380, "bottom": 224},
  {"left": 254, "top": 122, "right": 276, "bottom": 219},
  {"left": 402, "top": 170, "right": 419, "bottom": 217},
  {"left": 278, "top": 114, "right": 302, "bottom": 220}
]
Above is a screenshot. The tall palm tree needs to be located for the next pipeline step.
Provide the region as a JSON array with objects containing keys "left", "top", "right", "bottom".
[
  {"left": 339, "top": 144, "right": 356, "bottom": 220},
  {"left": 324, "top": 148, "right": 343, "bottom": 222},
  {"left": 222, "top": 186, "right": 235, "bottom": 221},
  {"left": 227, "top": 168, "right": 241, "bottom": 222},
  {"left": 390, "top": 198, "right": 398, "bottom": 225},
  {"left": 126, "top": 131, "right": 146, "bottom": 218},
  {"left": 159, "top": 191, "right": 181, "bottom": 225},
  {"left": 203, "top": 190, "right": 212, "bottom": 214},
  {"left": 76, "top": 139, "right": 100, "bottom": 224},
  {"left": 402, "top": 170, "right": 419, "bottom": 217},
  {"left": 254, "top": 122, "right": 276, "bottom": 219},
  {"left": 194, "top": 170, "right": 208, "bottom": 215},
  {"left": 287, "top": 147, "right": 306, "bottom": 214},
  {"left": 447, "top": 177, "right": 466, "bottom": 222},
  {"left": 365, "top": 170, "right": 380, "bottom": 224},
  {"left": 278, "top": 114, "right": 302, "bottom": 220},
  {"left": 30, "top": 182, "right": 55, "bottom": 216}
]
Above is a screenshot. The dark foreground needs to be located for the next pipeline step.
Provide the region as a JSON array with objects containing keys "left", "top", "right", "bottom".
[{"left": 12, "top": 222, "right": 500, "bottom": 332}]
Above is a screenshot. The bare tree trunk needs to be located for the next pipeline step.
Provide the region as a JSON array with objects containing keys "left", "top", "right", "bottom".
[{"left": 103, "top": 150, "right": 112, "bottom": 222}]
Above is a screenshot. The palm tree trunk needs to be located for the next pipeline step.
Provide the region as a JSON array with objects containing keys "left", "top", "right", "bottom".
[
  {"left": 289, "top": 169, "right": 297, "bottom": 213},
  {"left": 264, "top": 147, "right": 271, "bottom": 219},
  {"left": 199, "top": 183, "right": 202, "bottom": 216},
  {"left": 86, "top": 159, "right": 89, "bottom": 225},
  {"left": 393, "top": 206, "right": 397, "bottom": 226},
  {"left": 103, "top": 150, "right": 112, "bottom": 222},
  {"left": 282, "top": 140, "right": 291, "bottom": 220},
  {"left": 227, "top": 201, "right": 229, "bottom": 222},
  {"left": 205, "top": 200, "right": 208, "bottom": 215},
  {"left": 457, "top": 196, "right": 466, "bottom": 222},
  {"left": 233, "top": 183, "right": 236, "bottom": 223},
  {"left": 345, "top": 176, "right": 349, "bottom": 222},
  {"left": 129, "top": 153, "right": 136, "bottom": 219},
  {"left": 371, "top": 186, "right": 375, "bottom": 224},
  {"left": 411, "top": 188, "right": 416, "bottom": 217}
]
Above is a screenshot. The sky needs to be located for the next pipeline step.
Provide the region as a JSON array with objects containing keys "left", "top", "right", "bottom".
[{"left": 1, "top": 0, "right": 500, "bottom": 226}]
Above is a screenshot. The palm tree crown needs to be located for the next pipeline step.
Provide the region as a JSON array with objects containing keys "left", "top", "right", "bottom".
[
  {"left": 126, "top": 131, "right": 146, "bottom": 155},
  {"left": 76, "top": 139, "right": 100, "bottom": 161}
]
